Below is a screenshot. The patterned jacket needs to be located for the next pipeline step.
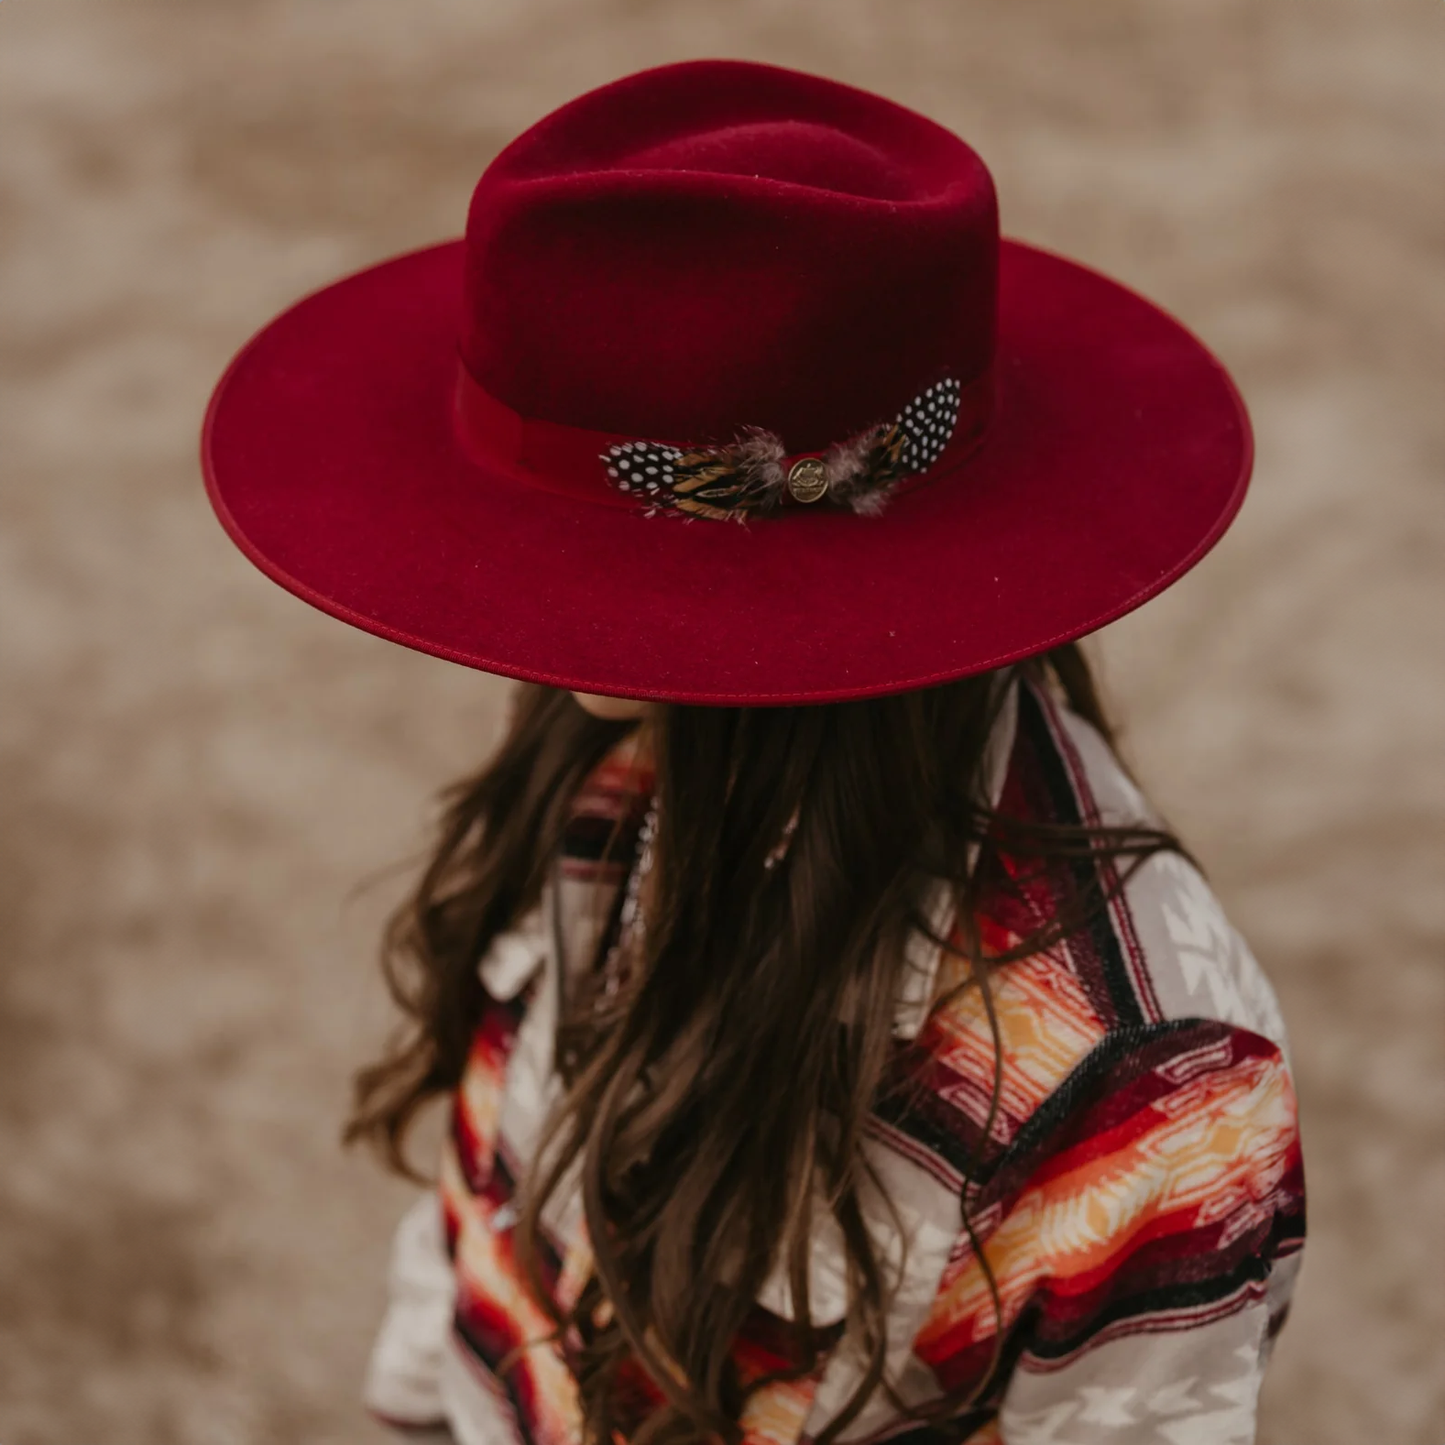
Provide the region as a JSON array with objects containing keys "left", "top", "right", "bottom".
[{"left": 363, "top": 677, "right": 1305, "bottom": 1445}]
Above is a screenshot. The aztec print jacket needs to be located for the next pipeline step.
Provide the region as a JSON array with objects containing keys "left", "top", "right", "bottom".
[{"left": 363, "top": 676, "right": 1305, "bottom": 1445}]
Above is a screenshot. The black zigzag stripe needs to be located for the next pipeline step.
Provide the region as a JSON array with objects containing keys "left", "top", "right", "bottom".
[
  {"left": 981, "top": 1018, "right": 1205, "bottom": 1199},
  {"left": 1023, "top": 1215, "right": 1301, "bottom": 1363},
  {"left": 1014, "top": 684, "right": 1146, "bottom": 1029},
  {"left": 452, "top": 1311, "right": 543, "bottom": 1444}
]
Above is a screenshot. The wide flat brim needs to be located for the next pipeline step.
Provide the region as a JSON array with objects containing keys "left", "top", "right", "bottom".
[{"left": 202, "top": 239, "right": 1250, "bottom": 705}]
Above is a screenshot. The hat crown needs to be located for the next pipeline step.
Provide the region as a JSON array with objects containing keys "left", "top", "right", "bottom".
[
  {"left": 459, "top": 60, "right": 999, "bottom": 451},
  {"left": 626, "top": 120, "right": 916, "bottom": 198}
]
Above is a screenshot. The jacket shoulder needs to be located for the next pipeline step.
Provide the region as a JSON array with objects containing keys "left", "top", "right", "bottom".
[
  {"left": 907, "top": 682, "right": 1293, "bottom": 1167},
  {"left": 1044, "top": 691, "right": 1291, "bottom": 1056}
]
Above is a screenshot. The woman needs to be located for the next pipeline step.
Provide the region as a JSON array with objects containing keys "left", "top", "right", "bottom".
[{"left": 202, "top": 59, "right": 1303, "bottom": 1445}]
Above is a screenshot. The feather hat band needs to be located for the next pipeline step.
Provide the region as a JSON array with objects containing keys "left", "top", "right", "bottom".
[{"left": 202, "top": 60, "right": 1251, "bottom": 704}]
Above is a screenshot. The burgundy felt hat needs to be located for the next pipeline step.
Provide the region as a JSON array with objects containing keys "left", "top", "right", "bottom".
[{"left": 202, "top": 59, "right": 1251, "bottom": 705}]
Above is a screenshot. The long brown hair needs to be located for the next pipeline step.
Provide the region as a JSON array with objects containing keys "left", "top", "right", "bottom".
[{"left": 347, "top": 644, "right": 1181, "bottom": 1444}]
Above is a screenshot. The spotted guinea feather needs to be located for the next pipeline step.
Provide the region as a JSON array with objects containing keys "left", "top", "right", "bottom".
[{"left": 600, "top": 376, "right": 963, "bottom": 521}]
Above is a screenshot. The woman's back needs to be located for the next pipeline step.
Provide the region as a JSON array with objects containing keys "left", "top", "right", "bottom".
[{"left": 365, "top": 674, "right": 1302, "bottom": 1445}]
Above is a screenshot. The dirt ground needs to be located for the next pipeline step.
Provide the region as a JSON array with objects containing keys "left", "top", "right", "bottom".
[{"left": 0, "top": 1, "right": 1440, "bottom": 1441}]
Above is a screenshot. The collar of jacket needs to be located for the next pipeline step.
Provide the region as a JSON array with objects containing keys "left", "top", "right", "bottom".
[{"left": 478, "top": 675, "right": 1020, "bottom": 1039}]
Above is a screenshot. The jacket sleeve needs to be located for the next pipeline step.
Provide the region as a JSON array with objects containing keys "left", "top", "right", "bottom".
[
  {"left": 995, "top": 1275, "right": 1298, "bottom": 1444},
  {"left": 937, "top": 1020, "right": 1305, "bottom": 1444},
  {"left": 362, "top": 1190, "right": 457, "bottom": 1433}
]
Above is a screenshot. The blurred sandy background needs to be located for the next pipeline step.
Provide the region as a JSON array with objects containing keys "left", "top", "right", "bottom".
[{"left": 0, "top": 0, "right": 1440, "bottom": 1441}]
